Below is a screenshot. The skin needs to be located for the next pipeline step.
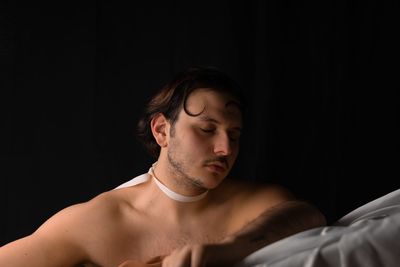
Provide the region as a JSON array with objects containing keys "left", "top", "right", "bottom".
[{"left": 0, "top": 89, "right": 326, "bottom": 267}]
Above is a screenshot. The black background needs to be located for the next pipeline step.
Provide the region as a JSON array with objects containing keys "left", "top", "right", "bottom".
[{"left": 1, "top": 1, "right": 398, "bottom": 245}]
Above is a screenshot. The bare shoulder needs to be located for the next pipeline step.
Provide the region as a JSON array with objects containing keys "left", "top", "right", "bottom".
[
  {"left": 31, "top": 191, "right": 121, "bottom": 249},
  {"left": 220, "top": 179, "right": 295, "bottom": 218},
  {"left": 221, "top": 179, "right": 326, "bottom": 231},
  {"left": 213, "top": 179, "right": 295, "bottom": 234},
  {"left": 224, "top": 179, "right": 294, "bottom": 203},
  {"left": 37, "top": 188, "right": 138, "bottom": 243}
]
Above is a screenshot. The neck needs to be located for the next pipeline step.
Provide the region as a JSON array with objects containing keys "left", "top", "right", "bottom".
[{"left": 150, "top": 162, "right": 209, "bottom": 202}]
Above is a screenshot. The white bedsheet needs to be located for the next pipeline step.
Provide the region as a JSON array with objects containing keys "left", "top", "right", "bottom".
[{"left": 235, "top": 189, "right": 400, "bottom": 267}]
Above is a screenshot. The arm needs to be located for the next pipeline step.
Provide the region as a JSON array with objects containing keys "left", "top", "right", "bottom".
[
  {"left": 0, "top": 205, "right": 90, "bottom": 267},
  {"left": 0, "top": 232, "right": 83, "bottom": 267},
  {"left": 158, "top": 196, "right": 325, "bottom": 267},
  {"left": 219, "top": 200, "right": 327, "bottom": 264}
]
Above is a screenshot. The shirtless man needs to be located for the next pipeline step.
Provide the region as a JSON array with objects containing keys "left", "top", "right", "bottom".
[{"left": 0, "top": 67, "right": 326, "bottom": 267}]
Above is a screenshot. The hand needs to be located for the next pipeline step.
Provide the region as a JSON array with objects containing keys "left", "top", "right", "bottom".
[
  {"left": 117, "top": 242, "right": 236, "bottom": 267},
  {"left": 117, "top": 255, "right": 165, "bottom": 267},
  {"left": 117, "top": 260, "right": 156, "bottom": 267},
  {"left": 161, "top": 243, "right": 235, "bottom": 267}
]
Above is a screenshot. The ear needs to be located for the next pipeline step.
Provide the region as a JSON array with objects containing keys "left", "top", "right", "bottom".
[{"left": 150, "top": 113, "right": 170, "bottom": 148}]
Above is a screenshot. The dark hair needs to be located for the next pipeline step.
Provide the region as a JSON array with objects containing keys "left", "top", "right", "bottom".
[{"left": 137, "top": 66, "right": 245, "bottom": 158}]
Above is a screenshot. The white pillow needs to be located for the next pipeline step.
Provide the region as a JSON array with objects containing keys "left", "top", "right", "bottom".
[{"left": 235, "top": 189, "right": 400, "bottom": 267}]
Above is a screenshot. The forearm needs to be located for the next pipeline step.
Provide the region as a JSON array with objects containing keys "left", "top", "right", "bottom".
[
  {"left": 220, "top": 200, "right": 326, "bottom": 263},
  {"left": 0, "top": 234, "right": 85, "bottom": 267}
]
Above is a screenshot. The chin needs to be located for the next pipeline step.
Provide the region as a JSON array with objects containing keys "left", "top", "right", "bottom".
[{"left": 200, "top": 171, "right": 227, "bottom": 189}]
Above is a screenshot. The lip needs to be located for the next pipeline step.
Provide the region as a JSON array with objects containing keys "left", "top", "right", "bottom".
[{"left": 206, "top": 164, "right": 226, "bottom": 173}]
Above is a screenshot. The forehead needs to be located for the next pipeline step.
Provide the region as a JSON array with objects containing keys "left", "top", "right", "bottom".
[{"left": 183, "top": 88, "right": 242, "bottom": 125}]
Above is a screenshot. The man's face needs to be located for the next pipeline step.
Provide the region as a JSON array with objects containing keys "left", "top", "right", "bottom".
[{"left": 166, "top": 88, "right": 242, "bottom": 190}]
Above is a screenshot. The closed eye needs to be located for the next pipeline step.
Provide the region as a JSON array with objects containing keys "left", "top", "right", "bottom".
[{"left": 200, "top": 128, "right": 215, "bottom": 133}]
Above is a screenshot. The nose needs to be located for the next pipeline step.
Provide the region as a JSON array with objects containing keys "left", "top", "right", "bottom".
[{"left": 213, "top": 133, "right": 233, "bottom": 156}]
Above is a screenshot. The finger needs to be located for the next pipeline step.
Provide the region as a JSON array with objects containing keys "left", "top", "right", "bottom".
[
  {"left": 146, "top": 261, "right": 163, "bottom": 267},
  {"left": 118, "top": 259, "right": 149, "bottom": 267},
  {"left": 146, "top": 255, "right": 166, "bottom": 264},
  {"left": 163, "top": 246, "right": 191, "bottom": 267},
  {"left": 191, "top": 245, "right": 206, "bottom": 267},
  {"left": 179, "top": 246, "right": 192, "bottom": 267},
  {"left": 147, "top": 262, "right": 162, "bottom": 267}
]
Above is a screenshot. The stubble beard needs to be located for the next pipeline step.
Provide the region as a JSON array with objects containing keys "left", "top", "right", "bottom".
[{"left": 167, "top": 141, "right": 206, "bottom": 191}]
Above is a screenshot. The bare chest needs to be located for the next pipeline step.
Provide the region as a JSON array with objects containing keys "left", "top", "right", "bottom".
[
  {"left": 123, "top": 216, "right": 230, "bottom": 262},
  {"left": 85, "top": 211, "right": 234, "bottom": 267}
]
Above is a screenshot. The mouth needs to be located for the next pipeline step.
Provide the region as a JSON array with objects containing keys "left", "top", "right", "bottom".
[{"left": 205, "top": 162, "right": 227, "bottom": 173}]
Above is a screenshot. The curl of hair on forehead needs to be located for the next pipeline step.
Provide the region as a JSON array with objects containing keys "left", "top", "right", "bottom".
[{"left": 181, "top": 77, "right": 243, "bottom": 117}]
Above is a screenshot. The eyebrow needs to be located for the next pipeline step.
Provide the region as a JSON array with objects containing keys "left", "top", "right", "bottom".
[{"left": 198, "top": 115, "right": 242, "bottom": 131}]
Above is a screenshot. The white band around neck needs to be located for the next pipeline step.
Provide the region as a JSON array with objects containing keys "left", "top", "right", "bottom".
[{"left": 149, "top": 165, "right": 209, "bottom": 203}]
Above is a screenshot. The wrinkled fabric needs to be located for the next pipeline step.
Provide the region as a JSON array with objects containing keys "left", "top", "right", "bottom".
[{"left": 236, "top": 189, "right": 400, "bottom": 267}]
